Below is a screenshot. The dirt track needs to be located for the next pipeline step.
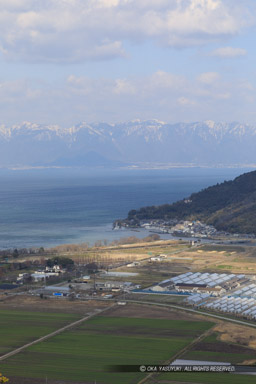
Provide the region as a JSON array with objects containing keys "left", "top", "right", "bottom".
[{"left": 0, "top": 304, "right": 114, "bottom": 362}]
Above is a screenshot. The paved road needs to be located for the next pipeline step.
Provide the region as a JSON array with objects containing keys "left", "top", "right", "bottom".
[
  {"left": 125, "top": 299, "right": 256, "bottom": 328},
  {"left": 0, "top": 304, "right": 115, "bottom": 362}
]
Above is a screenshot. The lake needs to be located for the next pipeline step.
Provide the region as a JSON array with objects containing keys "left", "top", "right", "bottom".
[{"left": 0, "top": 167, "right": 252, "bottom": 249}]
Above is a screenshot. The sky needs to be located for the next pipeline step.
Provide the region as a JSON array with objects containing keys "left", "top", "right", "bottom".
[{"left": 0, "top": 0, "right": 255, "bottom": 127}]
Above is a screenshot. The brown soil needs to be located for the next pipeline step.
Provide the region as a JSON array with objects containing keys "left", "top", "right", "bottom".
[
  {"left": 104, "top": 303, "right": 216, "bottom": 322},
  {"left": 169, "top": 246, "right": 256, "bottom": 273},
  {"left": 242, "top": 359, "right": 256, "bottom": 365},
  {"left": 192, "top": 341, "right": 255, "bottom": 355},
  {"left": 213, "top": 323, "right": 256, "bottom": 350},
  {"left": 0, "top": 295, "right": 109, "bottom": 314}
]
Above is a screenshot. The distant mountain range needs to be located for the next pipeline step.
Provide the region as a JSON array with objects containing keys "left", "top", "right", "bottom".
[
  {"left": 1, "top": 120, "right": 256, "bottom": 167},
  {"left": 123, "top": 170, "right": 256, "bottom": 235}
]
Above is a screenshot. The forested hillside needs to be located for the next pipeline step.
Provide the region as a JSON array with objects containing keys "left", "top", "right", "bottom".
[{"left": 125, "top": 171, "right": 256, "bottom": 234}]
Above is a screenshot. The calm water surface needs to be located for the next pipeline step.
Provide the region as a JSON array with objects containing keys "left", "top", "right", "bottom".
[{"left": 0, "top": 167, "right": 252, "bottom": 249}]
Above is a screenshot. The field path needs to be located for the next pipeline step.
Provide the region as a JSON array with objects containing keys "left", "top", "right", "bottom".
[
  {"left": 0, "top": 304, "right": 115, "bottom": 362},
  {"left": 137, "top": 324, "right": 215, "bottom": 384}
]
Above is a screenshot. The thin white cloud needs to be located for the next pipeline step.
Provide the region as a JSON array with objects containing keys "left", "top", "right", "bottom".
[
  {"left": 210, "top": 46, "right": 247, "bottom": 58},
  {"left": 197, "top": 72, "right": 220, "bottom": 84},
  {"left": 177, "top": 97, "right": 196, "bottom": 106},
  {"left": 0, "top": 70, "right": 254, "bottom": 125},
  {"left": 0, "top": 0, "right": 251, "bottom": 62},
  {"left": 0, "top": 79, "right": 43, "bottom": 107},
  {"left": 114, "top": 79, "right": 136, "bottom": 95}
]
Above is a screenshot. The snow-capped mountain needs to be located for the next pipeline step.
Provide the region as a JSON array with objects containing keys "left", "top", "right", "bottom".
[{"left": 0, "top": 119, "right": 256, "bottom": 167}]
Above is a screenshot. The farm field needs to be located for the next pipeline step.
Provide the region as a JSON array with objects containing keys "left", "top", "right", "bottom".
[
  {"left": 0, "top": 309, "right": 81, "bottom": 356},
  {"left": 1, "top": 314, "right": 213, "bottom": 384},
  {"left": 97, "top": 240, "right": 256, "bottom": 289},
  {"left": 152, "top": 371, "right": 256, "bottom": 384},
  {"left": 181, "top": 332, "right": 256, "bottom": 364},
  {"left": 174, "top": 243, "right": 256, "bottom": 273},
  {"left": 0, "top": 295, "right": 110, "bottom": 314},
  {"left": 125, "top": 293, "right": 187, "bottom": 305},
  {"left": 143, "top": 318, "right": 256, "bottom": 384},
  {"left": 51, "top": 240, "right": 189, "bottom": 264}
]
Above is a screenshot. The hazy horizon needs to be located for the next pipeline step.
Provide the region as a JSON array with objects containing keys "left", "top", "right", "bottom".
[{"left": 0, "top": 1, "right": 255, "bottom": 127}]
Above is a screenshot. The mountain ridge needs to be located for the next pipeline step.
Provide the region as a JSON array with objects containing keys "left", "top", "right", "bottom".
[
  {"left": 122, "top": 170, "right": 256, "bottom": 235},
  {"left": 0, "top": 120, "right": 256, "bottom": 167}
]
